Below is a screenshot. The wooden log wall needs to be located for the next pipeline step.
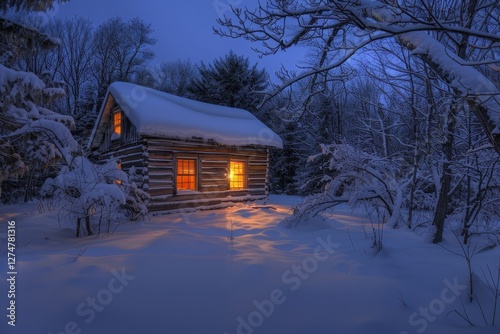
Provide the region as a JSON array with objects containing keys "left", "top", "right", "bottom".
[
  {"left": 145, "top": 138, "right": 269, "bottom": 212},
  {"left": 94, "top": 135, "right": 271, "bottom": 213},
  {"left": 97, "top": 141, "right": 148, "bottom": 190}
]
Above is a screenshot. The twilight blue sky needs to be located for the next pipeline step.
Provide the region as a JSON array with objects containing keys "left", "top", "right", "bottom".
[{"left": 54, "top": 0, "right": 307, "bottom": 80}]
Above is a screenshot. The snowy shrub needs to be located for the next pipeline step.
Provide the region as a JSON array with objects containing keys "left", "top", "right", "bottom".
[
  {"left": 299, "top": 145, "right": 338, "bottom": 195},
  {"left": 41, "top": 157, "right": 149, "bottom": 237},
  {"left": 41, "top": 157, "right": 121, "bottom": 236},
  {"left": 285, "top": 144, "right": 410, "bottom": 243},
  {"left": 120, "top": 166, "right": 150, "bottom": 221}
]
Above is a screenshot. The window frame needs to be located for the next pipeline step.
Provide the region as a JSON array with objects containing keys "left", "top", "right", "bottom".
[
  {"left": 229, "top": 160, "right": 247, "bottom": 190},
  {"left": 112, "top": 111, "right": 122, "bottom": 136},
  {"left": 175, "top": 157, "right": 198, "bottom": 193}
]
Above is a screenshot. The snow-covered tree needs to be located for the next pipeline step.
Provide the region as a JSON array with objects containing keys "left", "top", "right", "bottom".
[
  {"left": 288, "top": 144, "right": 408, "bottom": 223},
  {"left": 1, "top": 2, "right": 150, "bottom": 232},
  {"left": 217, "top": 0, "right": 500, "bottom": 147},
  {"left": 217, "top": 0, "right": 500, "bottom": 243},
  {"left": 262, "top": 83, "right": 311, "bottom": 195},
  {"left": 0, "top": 14, "right": 73, "bottom": 201},
  {"left": 285, "top": 143, "right": 411, "bottom": 251},
  {"left": 216, "top": 0, "right": 500, "bottom": 147},
  {"left": 41, "top": 157, "right": 149, "bottom": 237}
]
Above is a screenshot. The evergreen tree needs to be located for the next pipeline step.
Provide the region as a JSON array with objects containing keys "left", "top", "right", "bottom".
[
  {"left": 1, "top": 0, "right": 67, "bottom": 12},
  {"left": 0, "top": 6, "right": 73, "bottom": 201},
  {"left": 188, "top": 51, "right": 268, "bottom": 113},
  {"left": 268, "top": 121, "right": 303, "bottom": 195}
]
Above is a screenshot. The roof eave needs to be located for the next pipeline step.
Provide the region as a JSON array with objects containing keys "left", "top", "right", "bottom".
[{"left": 87, "top": 91, "right": 114, "bottom": 151}]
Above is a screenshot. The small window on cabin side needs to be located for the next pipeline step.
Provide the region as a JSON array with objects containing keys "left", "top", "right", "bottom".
[
  {"left": 177, "top": 159, "right": 197, "bottom": 191},
  {"left": 115, "top": 161, "right": 123, "bottom": 185},
  {"left": 229, "top": 161, "right": 246, "bottom": 190},
  {"left": 113, "top": 112, "right": 122, "bottom": 135}
]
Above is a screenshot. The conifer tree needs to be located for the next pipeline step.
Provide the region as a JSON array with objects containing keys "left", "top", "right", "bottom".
[
  {"left": 0, "top": 2, "right": 72, "bottom": 200},
  {"left": 189, "top": 51, "right": 268, "bottom": 113}
]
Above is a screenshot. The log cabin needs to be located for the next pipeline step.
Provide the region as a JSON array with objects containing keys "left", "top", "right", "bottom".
[{"left": 87, "top": 82, "right": 282, "bottom": 212}]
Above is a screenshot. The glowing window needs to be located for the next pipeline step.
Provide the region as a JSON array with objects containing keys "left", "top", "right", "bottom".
[
  {"left": 115, "top": 162, "right": 122, "bottom": 185},
  {"left": 177, "top": 159, "right": 196, "bottom": 191},
  {"left": 113, "top": 112, "right": 122, "bottom": 135},
  {"left": 230, "top": 161, "right": 246, "bottom": 190}
]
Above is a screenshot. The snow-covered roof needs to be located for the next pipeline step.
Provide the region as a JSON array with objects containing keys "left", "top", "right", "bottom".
[{"left": 88, "top": 82, "right": 282, "bottom": 149}]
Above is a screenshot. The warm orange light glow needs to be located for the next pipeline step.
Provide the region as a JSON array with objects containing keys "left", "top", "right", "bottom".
[
  {"left": 177, "top": 159, "right": 196, "bottom": 191},
  {"left": 115, "top": 162, "right": 122, "bottom": 185},
  {"left": 230, "top": 161, "right": 246, "bottom": 190},
  {"left": 113, "top": 112, "right": 122, "bottom": 135}
]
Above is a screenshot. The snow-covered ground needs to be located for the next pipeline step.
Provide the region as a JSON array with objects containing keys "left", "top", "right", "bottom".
[{"left": 0, "top": 195, "right": 499, "bottom": 334}]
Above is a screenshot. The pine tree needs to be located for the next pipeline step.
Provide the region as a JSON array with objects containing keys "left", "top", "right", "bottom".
[
  {"left": 0, "top": 7, "right": 73, "bottom": 201},
  {"left": 268, "top": 121, "right": 303, "bottom": 194},
  {"left": 0, "top": 0, "right": 68, "bottom": 12},
  {"left": 188, "top": 51, "right": 268, "bottom": 113}
]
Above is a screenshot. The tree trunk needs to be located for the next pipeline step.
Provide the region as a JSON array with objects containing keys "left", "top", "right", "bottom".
[
  {"left": 432, "top": 168, "right": 452, "bottom": 244},
  {"left": 24, "top": 168, "right": 34, "bottom": 203},
  {"left": 407, "top": 63, "right": 421, "bottom": 229},
  {"left": 85, "top": 215, "right": 93, "bottom": 236},
  {"left": 76, "top": 218, "right": 81, "bottom": 238},
  {"left": 432, "top": 103, "right": 458, "bottom": 243},
  {"left": 462, "top": 113, "right": 473, "bottom": 245},
  {"left": 462, "top": 227, "right": 470, "bottom": 245},
  {"left": 408, "top": 143, "right": 418, "bottom": 229}
]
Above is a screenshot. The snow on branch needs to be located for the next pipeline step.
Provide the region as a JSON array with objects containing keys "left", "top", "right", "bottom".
[
  {"left": 0, "top": 64, "right": 70, "bottom": 126},
  {"left": 216, "top": 0, "right": 500, "bottom": 153},
  {"left": 41, "top": 157, "right": 150, "bottom": 236},
  {"left": 398, "top": 31, "right": 500, "bottom": 146},
  {"left": 7, "top": 119, "right": 79, "bottom": 165},
  {"left": 285, "top": 144, "right": 408, "bottom": 228}
]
